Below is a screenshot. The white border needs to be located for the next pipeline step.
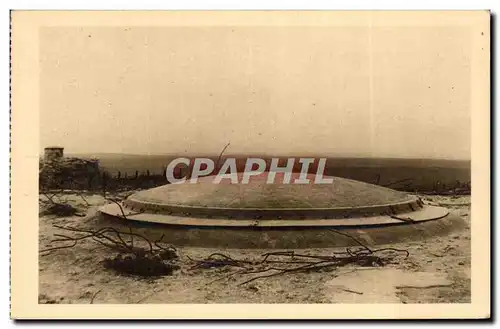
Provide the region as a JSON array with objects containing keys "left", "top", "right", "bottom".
[{"left": 4, "top": 1, "right": 497, "bottom": 328}]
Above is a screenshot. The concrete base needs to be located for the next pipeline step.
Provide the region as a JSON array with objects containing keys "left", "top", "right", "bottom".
[
  {"left": 99, "top": 202, "right": 449, "bottom": 227},
  {"left": 97, "top": 209, "right": 466, "bottom": 249}
]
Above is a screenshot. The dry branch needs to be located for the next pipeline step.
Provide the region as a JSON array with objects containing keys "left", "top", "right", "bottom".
[
  {"left": 187, "top": 229, "right": 410, "bottom": 286},
  {"left": 90, "top": 289, "right": 102, "bottom": 304},
  {"left": 215, "top": 142, "right": 231, "bottom": 170},
  {"left": 40, "top": 197, "right": 179, "bottom": 278}
]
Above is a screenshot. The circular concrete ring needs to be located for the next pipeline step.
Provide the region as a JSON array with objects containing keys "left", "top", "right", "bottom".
[{"left": 97, "top": 203, "right": 463, "bottom": 249}]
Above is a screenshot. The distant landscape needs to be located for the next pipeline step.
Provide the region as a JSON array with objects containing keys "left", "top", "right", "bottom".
[{"left": 69, "top": 153, "right": 471, "bottom": 193}]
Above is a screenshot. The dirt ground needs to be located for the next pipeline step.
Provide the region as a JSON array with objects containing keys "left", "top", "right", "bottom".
[{"left": 38, "top": 193, "right": 471, "bottom": 304}]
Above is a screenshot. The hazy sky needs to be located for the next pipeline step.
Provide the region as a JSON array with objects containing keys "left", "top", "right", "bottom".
[{"left": 40, "top": 26, "right": 471, "bottom": 159}]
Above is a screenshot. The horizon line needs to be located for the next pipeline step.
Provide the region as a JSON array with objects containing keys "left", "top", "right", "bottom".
[{"left": 61, "top": 151, "right": 471, "bottom": 162}]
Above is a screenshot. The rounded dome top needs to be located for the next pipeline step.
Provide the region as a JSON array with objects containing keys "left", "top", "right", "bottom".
[{"left": 122, "top": 173, "right": 421, "bottom": 219}]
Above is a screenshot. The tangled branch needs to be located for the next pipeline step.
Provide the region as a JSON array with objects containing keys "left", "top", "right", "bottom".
[
  {"left": 187, "top": 229, "right": 409, "bottom": 286},
  {"left": 40, "top": 197, "right": 179, "bottom": 277}
]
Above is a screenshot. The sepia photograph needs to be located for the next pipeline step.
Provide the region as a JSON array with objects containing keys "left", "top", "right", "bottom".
[{"left": 10, "top": 10, "right": 490, "bottom": 319}]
